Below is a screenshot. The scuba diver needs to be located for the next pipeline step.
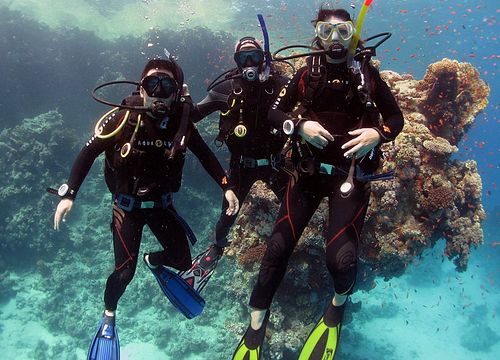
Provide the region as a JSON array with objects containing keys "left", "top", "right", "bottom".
[
  {"left": 51, "top": 58, "right": 238, "bottom": 360},
  {"left": 177, "top": 35, "right": 290, "bottom": 293},
  {"left": 232, "top": 4, "right": 404, "bottom": 360}
]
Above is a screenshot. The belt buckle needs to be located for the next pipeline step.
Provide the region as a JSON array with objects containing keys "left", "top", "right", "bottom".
[
  {"left": 116, "top": 194, "right": 135, "bottom": 212},
  {"left": 241, "top": 156, "right": 256, "bottom": 168},
  {"left": 256, "top": 159, "right": 269, "bottom": 167},
  {"left": 141, "top": 201, "right": 156, "bottom": 209}
]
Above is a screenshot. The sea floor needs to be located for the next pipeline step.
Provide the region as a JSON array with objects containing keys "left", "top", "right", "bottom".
[{"left": 1, "top": 236, "right": 498, "bottom": 360}]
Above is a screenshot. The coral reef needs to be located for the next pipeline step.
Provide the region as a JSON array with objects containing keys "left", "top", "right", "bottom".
[
  {"left": 0, "top": 111, "right": 80, "bottom": 268},
  {"left": 365, "top": 60, "right": 488, "bottom": 273},
  {"left": 415, "top": 59, "right": 489, "bottom": 144}
]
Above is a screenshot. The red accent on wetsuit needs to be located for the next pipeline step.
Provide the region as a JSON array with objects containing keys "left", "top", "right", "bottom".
[
  {"left": 274, "top": 179, "right": 297, "bottom": 242},
  {"left": 114, "top": 222, "right": 133, "bottom": 271},
  {"left": 326, "top": 204, "right": 367, "bottom": 248}
]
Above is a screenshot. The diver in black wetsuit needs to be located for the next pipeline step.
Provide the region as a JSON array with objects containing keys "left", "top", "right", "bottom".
[
  {"left": 232, "top": 7, "right": 404, "bottom": 360},
  {"left": 179, "top": 37, "right": 290, "bottom": 292},
  {"left": 52, "top": 58, "right": 238, "bottom": 359}
]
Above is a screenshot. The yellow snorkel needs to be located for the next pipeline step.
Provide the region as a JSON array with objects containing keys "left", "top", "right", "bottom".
[
  {"left": 341, "top": 0, "right": 375, "bottom": 199},
  {"left": 348, "top": 0, "right": 374, "bottom": 56}
]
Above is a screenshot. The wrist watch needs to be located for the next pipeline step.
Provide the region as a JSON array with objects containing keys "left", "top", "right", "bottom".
[
  {"left": 58, "top": 184, "right": 75, "bottom": 198},
  {"left": 283, "top": 119, "right": 295, "bottom": 135}
]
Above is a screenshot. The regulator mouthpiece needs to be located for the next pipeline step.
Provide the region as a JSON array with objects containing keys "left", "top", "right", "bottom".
[
  {"left": 242, "top": 67, "right": 259, "bottom": 81},
  {"left": 151, "top": 101, "right": 169, "bottom": 118}
]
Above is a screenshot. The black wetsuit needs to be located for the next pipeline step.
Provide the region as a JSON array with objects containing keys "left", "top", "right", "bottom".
[
  {"left": 249, "top": 61, "right": 404, "bottom": 309},
  {"left": 194, "top": 73, "right": 289, "bottom": 247},
  {"left": 64, "top": 105, "right": 230, "bottom": 311}
]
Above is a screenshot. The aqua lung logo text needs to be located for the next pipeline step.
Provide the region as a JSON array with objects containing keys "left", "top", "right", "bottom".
[{"left": 137, "top": 140, "right": 172, "bottom": 148}]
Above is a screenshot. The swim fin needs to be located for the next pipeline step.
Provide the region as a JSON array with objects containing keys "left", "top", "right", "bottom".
[
  {"left": 232, "top": 310, "right": 270, "bottom": 360},
  {"left": 87, "top": 313, "right": 120, "bottom": 360},
  {"left": 178, "top": 244, "right": 223, "bottom": 293},
  {"left": 298, "top": 302, "right": 345, "bottom": 360},
  {"left": 145, "top": 256, "right": 205, "bottom": 319}
]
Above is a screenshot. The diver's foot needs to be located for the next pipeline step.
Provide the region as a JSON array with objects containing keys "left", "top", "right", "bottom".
[
  {"left": 232, "top": 310, "right": 270, "bottom": 360},
  {"left": 298, "top": 303, "right": 345, "bottom": 360},
  {"left": 87, "top": 312, "right": 120, "bottom": 359},
  {"left": 143, "top": 253, "right": 159, "bottom": 269},
  {"left": 323, "top": 302, "right": 345, "bottom": 327},
  {"left": 198, "top": 244, "right": 224, "bottom": 268},
  {"left": 179, "top": 244, "right": 223, "bottom": 293},
  {"left": 100, "top": 313, "right": 116, "bottom": 339}
]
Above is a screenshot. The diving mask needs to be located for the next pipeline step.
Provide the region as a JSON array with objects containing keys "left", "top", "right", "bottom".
[
  {"left": 140, "top": 72, "right": 178, "bottom": 99},
  {"left": 315, "top": 21, "right": 355, "bottom": 42},
  {"left": 234, "top": 49, "right": 264, "bottom": 82},
  {"left": 234, "top": 49, "right": 265, "bottom": 68}
]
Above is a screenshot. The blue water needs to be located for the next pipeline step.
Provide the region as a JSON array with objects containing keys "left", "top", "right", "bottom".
[{"left": 0, "top": 0, "right": 498, "bottom": 359}]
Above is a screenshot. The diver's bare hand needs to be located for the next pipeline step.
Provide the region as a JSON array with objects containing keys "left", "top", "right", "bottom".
[
  {"left": 54, "top": 199, "right": 73, "bottom": 231},
  {"left": 224, "top": 190, "right": 239, "bottom": 216},
  {"left": 342, "top": 128, "right": 381, "bottom": 159},
  {"left": 298, "top": 121, "right": 334, "bottom": 149}
]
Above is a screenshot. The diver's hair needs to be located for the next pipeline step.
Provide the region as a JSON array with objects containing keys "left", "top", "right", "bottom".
[
  {"left": 311, "top": 5, "right": 352, "bottom": 26},
  {"left": 141, "top": 59, "right": 175, "bottom": 80}
]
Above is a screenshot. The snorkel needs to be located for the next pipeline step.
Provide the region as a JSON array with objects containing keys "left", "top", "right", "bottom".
[
  {"left": 340, "top": 0, "right": 373, "bottom": 198},
  {"left": 341, "top": 0, "right": 374, "bottom": 198},
  {"left": 348, "top": 0, "right": 373, "bottom": 58},
  {"left": 257, "top": 14, "right": 272, "bottom": 82}
]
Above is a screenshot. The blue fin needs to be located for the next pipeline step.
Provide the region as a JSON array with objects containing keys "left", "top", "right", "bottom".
[
  {"left": 146, "top": 261, "right": 205, "bottom": 319},
  {"left": 87, "top": 315, "right": 120, "bottom": 360}
]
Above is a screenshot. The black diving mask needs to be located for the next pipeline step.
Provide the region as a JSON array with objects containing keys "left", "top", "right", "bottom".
[
  {"left": 234, "top": 49, "right": 264, "bottom": 68},
  {"left": 140, "top": 73, "right": 178, "bottom": 99},
  {"left": 235, "top": 49, "right": 264, "bottom": 82}
]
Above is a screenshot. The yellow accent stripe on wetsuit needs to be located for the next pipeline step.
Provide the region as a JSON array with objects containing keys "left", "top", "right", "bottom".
[
  {"left": 298, "top": 318, "right": 340, "bottom": 360},
  {"left": 221, "top": 98, "right": 237, "bottom": 116},
  {"left": 232, "top": 341, "right": 260, "bottom": 360}
]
